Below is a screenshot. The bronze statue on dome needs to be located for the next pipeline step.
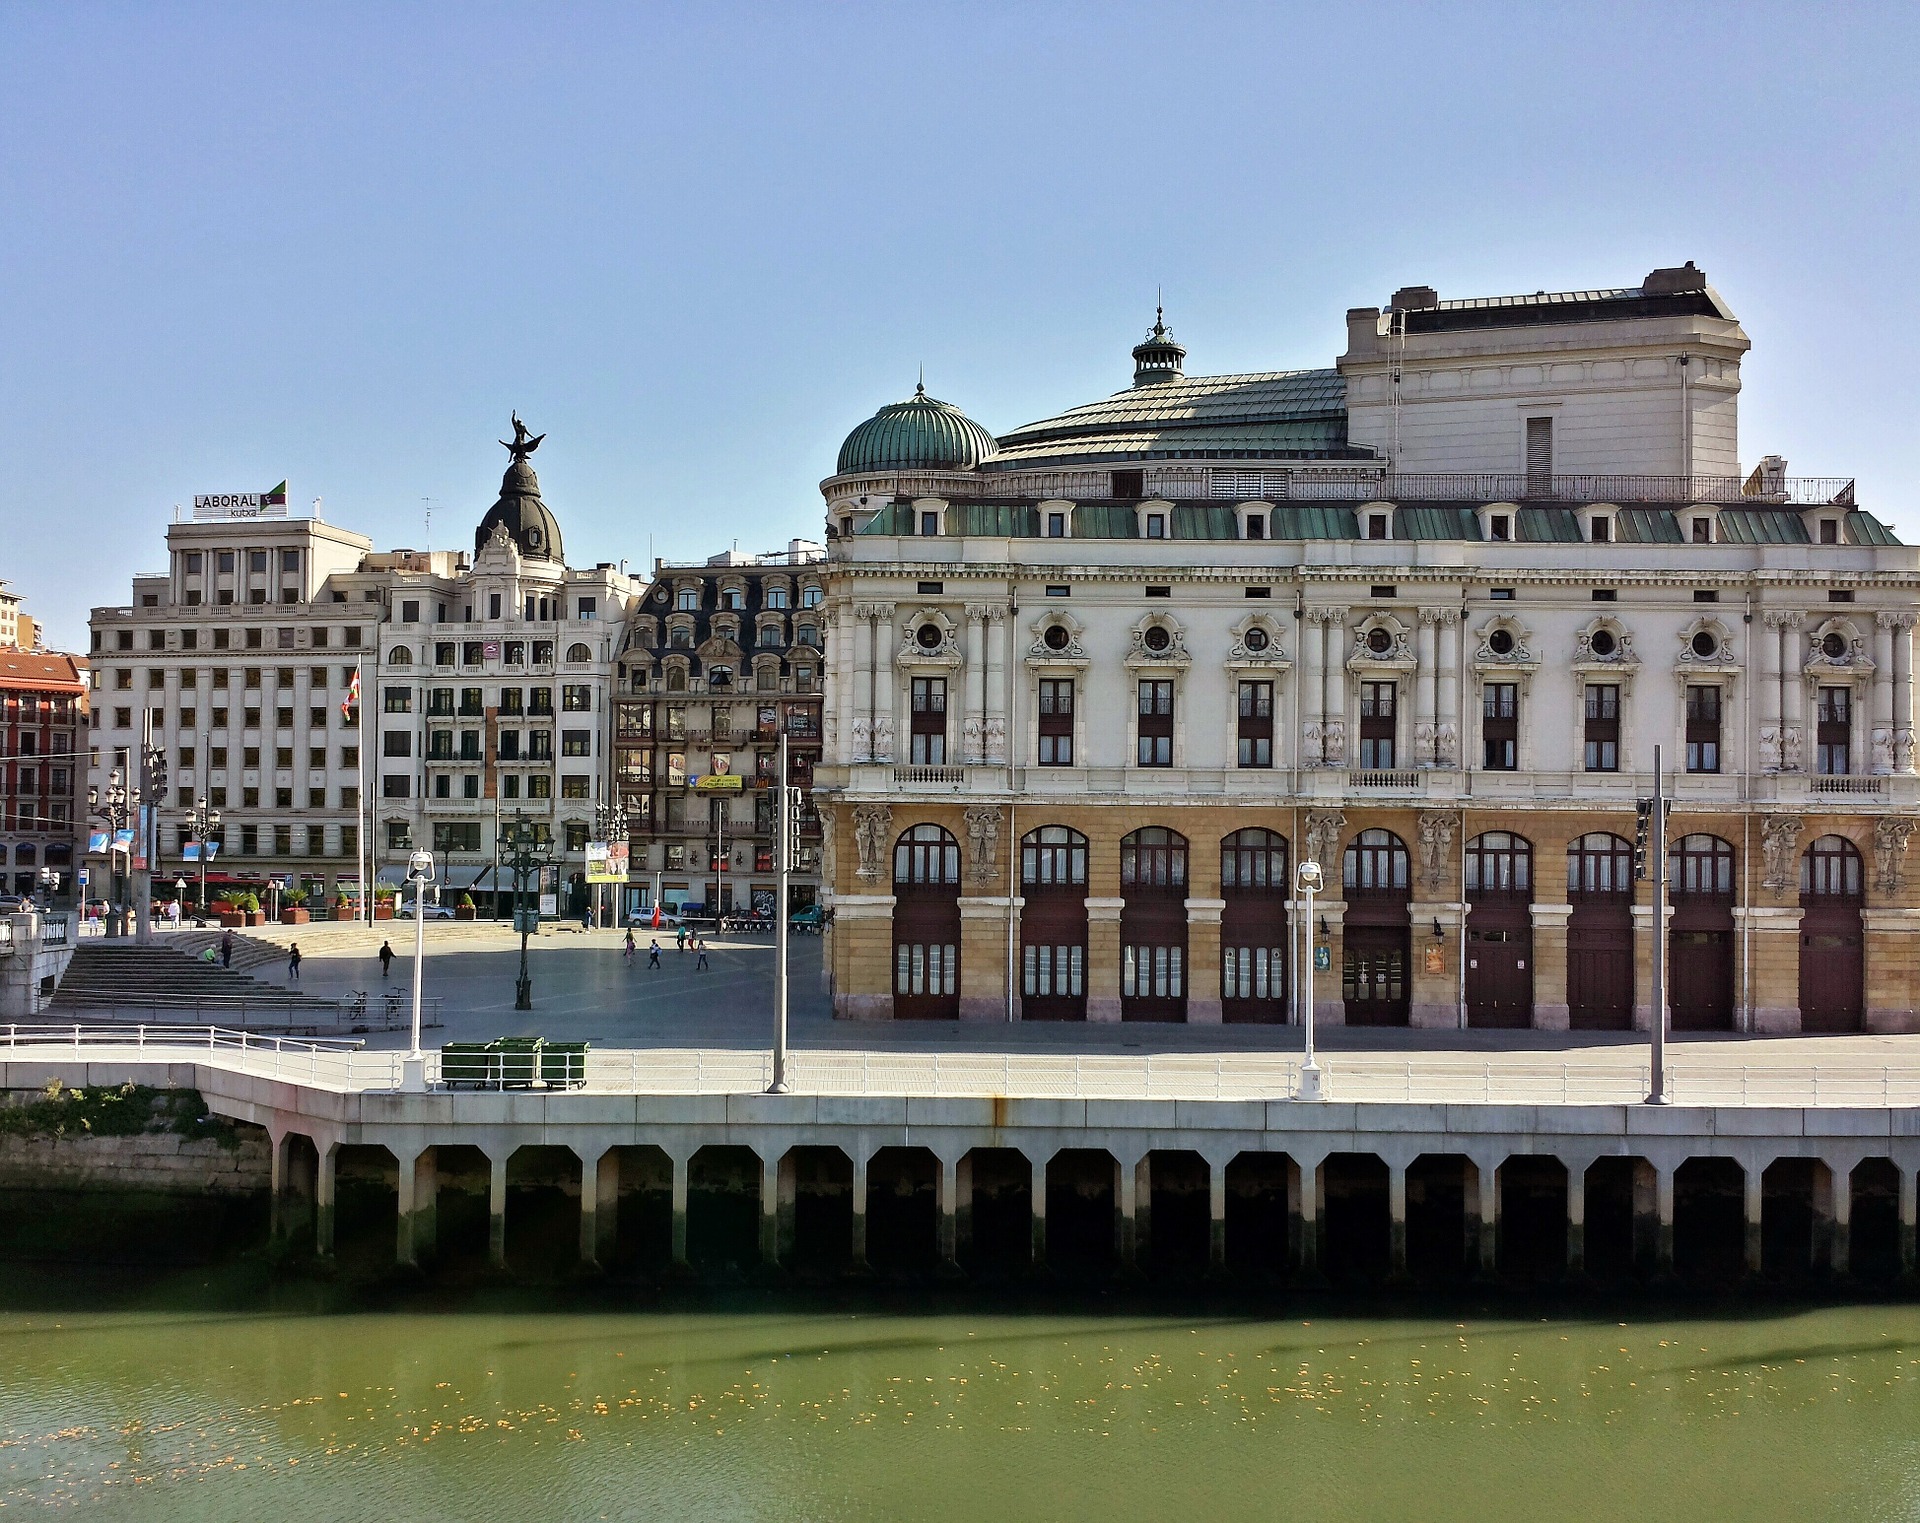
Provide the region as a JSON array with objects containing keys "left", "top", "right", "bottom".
[{"left": 500, "top": 412, "right": 545, "bottom": 459}]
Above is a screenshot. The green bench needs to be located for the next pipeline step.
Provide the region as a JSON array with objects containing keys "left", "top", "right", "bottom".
[{"left": 438, "top": 1038, "right": 589, "bottom": 1090}]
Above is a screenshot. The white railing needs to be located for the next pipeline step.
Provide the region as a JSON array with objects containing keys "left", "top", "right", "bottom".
[
  {"left": 893, "top": 765, "right": 967, "bottom": 786},
  {"left": 1812, "top": 776, "right": 1884, "bottom": 794},
  {"left": 1348, "top": 769, "right": 1421, "bottom": 790},
  {"left": 6, "top": 1029, "right": 1920, "bottom": 1109}
]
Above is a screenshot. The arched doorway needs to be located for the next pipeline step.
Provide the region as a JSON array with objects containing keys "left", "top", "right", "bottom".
[
  {"left": 892, "top": 824, "right": 960, "bottom": 1019},
  {"left": 1567, "top": 832, "right": 1634, "bottom": 1030},
  {"left": 1800, "top": 834, "right": 1864, "bottom": 1032},
  {"left": 1120, "top": 827, "right": 1188, "bottom": 1021},
  {"left": 1670, "top": 833, "right": 1736, "bottom": 1031},
  {"left": 1465, "top": 831, "right": 1532, "bottom": 1027},
  {"left": 1343, "top": 828, "right": 1410, "bottom": 1026},
  {"left": 1221, "top": 829, "right": 1289, "bottom": 1023},
  {"left": 1021, "top": 826, "right": 1088, "bottom": 1021}
]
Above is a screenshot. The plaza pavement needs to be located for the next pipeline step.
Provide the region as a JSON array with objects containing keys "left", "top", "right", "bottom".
[{"left": 199, "top": 921, "right": 1920, "bottom": 1083}]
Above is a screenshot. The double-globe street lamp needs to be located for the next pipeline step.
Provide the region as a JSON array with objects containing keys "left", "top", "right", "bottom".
[
  {"left": 502, "top": 811, "right": 555, "bottom": 1011},
  {"left": 86, "top": 768, "right": 137, "bottom": 938},
  {"left": 182, "top": 795, "right": 222, "bottom": 918}
]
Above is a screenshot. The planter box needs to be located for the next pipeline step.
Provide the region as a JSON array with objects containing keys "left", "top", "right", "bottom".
[
  {"left": 373, "top": 903, "right": 395, "bottom": 921},
  {"left": 279, "top": 908, "right": 310, "bottom": 925},
  {"left": 455, "top": 906, "right": 477, "bottom": 921},
  {"left": 243, "top": 912, "right": 266, "bottom": 928},
  {"left": 331, "top": 906, "right": 355, "bottom": 921},
  {"left": 219, "top": 911, "right": 245, "bottom": 928}
]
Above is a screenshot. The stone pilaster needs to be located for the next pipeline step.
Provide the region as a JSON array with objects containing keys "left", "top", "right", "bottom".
[
  {"left": 1408, "top": 900, "right": 1467, "bottom": 1029},
  {"left": 1529, "top": 903, "right": 1572, "bottom": 1029},
  {"left": 957, "top": 896, "right": 1016, "bottom": 1021},
  {"left": 1185, "top": 897, "right": 1225, "bottom": 1024},
  {"left": 1084, "top": 898, "right": 1124, "bottom": 1022}
]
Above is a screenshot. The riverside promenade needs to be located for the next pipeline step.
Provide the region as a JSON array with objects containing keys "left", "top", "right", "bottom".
[{"left": 5, "top": 1026, "right": 1920, "bottom": 1285}]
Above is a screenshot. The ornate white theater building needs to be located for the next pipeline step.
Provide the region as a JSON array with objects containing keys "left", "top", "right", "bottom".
[{"left": 813, "top": 264, "right": 1920, "bottom": 1033}]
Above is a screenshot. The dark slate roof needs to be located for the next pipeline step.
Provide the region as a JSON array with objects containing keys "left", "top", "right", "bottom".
[
  {"left": 986, "top": 369, "right": 1359, "bottom": 468},
  {"left": 855, "top": 498, "right": 1901, "bottom": 547},
  {"left": 1395, "top": 284, "right": 1734, "bottom": 335}
]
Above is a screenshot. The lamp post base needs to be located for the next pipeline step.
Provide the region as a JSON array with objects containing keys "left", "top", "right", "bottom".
[
  {"left": 400, "top": 1056, "right": 428, "bottom": 1093},
  {"left": 514, "top": 979, "right": 532, "bottom": 1012},
  {"left": 1296, "top": 1062, "right": 1328, "bottom": 1102}
]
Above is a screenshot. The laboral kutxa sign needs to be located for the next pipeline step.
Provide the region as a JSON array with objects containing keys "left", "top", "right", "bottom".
[{"left": 192, "top": 482, "right": 290, "bottom": 519}]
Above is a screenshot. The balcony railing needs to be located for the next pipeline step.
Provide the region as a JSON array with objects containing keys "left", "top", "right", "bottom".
[
  {"left": 894, "top": 765, "right": 967, "bottom": 786},
  {"left": 831, "top": 465, "right": 1857, "bottom": 508},
  {"left": 1813, "top": 776, "right": 1885, "bottom": 794},
  {"left": 1348, "top": 769, "right": 1421, "bottom": 790}
]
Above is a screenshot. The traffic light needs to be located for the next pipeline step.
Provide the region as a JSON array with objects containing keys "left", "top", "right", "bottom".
[
  {"left": 146, "top": 745, "right": 169, "bottom": 799},
  {"left": 1633, "top": 799, "right": 1652, "bottom": 880}
]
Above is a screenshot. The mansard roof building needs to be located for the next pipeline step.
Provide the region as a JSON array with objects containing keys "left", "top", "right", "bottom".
[{"left": 811, "top": 265, "right": 1920, "bottom": 1035}]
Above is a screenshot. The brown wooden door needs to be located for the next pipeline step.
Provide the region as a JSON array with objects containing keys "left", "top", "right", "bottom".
[
  {"left": 1466, "top": 920, "right": 1532, "bottom": 1028},
  {"left": 1670, "top": 928, "right": 1734, "bottom": 1031},
  {"left": 1020, "top": 827, "right": 1087, "bottom": 1021},
  {"left": 1221, "top": 829, "right": 1288, "bottom": 1023},
  {"left": 1121, "top": 829, "right": 1188, "bottom": 1022},
  {"left": 1343, "top": 923, "right": 1410, "bottom": 1026},
  {"left": 892, "top": 825, "right": 960, "bottom": 1020},
  {"left": 1799, "top": 835, "right": 1864, "bottom": 1033},
  {"left": 1567, "top": 920, "right": 1633, "bottom": 1030}
]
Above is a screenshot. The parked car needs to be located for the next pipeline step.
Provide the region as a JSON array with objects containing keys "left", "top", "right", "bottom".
[
  {"left": 417, "top": 903, "right": 456, "bottom": 920},
  {"left": 789, "top": 905, "right": 828, "bottom": 935},
  {"left": 625, "top": 908, "right": 684, "bottom": 930}
]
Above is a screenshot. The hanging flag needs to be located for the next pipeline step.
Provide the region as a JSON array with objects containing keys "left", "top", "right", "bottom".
[
  {"left": 262, "top": 480, "right": 289, "bottom": 507},
  {"left": 341, "top": 666, "right": 360, "bottom": 719}
]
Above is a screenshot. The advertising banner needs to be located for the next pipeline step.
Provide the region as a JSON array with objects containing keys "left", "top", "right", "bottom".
[{"left": 584, "top": 841, "right": 629, "bottom": 883}]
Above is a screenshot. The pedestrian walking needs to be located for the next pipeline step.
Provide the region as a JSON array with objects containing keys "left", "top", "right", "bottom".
[
  {"left": 219, "top": 929, "right": 233, "bottom": 969},
  {"left": 695, "top": 937, "right": 710, "bottom": 972},
  {"left": 167, "top": 899, "right": 181, "bottom": 929},
  {"left": 676, "top": 925, "right": 687, "bottom": 954},
  {"left": 582, "top": 905, "right": 593, "bottom": 932},
  {"left": 288, "top": 944, "right": 302, "bottom": 983},
  {"left": 378, "top": 940, "right": 394, "bottom": 978},
  {"left": 647, "top": 941, "right": 661, "bottom": 969},
  {"left": 624, "top": 929, "right": 636, "bottom": 965}
]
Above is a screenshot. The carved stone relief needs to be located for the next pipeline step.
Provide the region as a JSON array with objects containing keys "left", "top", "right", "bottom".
[
  {"left": 1874, "top": 817, "right": 1915, "bottom": 897},
  {"left": 964, "top": 804, "right": 1003, "bottom": 886},
  {"left": 1760, "top": 815, "right": 1803, "bottom": 892},
  {"left": 853, "top": 803, "right": 893, "bottom": 883}
]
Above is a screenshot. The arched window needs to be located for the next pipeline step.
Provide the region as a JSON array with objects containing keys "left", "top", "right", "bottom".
[
  {"left": 387, "top": 646, "right": 412, "bottom": 666},
  {"left": 1568, "top": 832, "right": 1633, "bottom": 898},
  {"left": 800, "top": 585, "right": 823, "bottom": 608},
  {"left": 1121, "top": 827, "right": 1187, "bottom": 890},
  {"left": 566, "top": 642, "right": 591, "bottom": 662},
  {"left": 1344, "top": 829, "right": 1409, "bottom": 895},
  {"left": 1801, "top": 835, "right": 1864, "bottom": 900},
  {"left": 894, "top": 824, "right": 960, "bottom": 886},
  {"left": 765, "top": 586, "right": 790, "bottom": 610},
  {"left": 1670, "top": 834, "right": 1734, "bottom": 898},
  {"left": 1465, "top": 831, "right": 1532, "bottom": 897},
  {"left": 1221, "top": 828, "right": 1288, "bottom": 892},
  {"left": 666, "top": 666, "right": 687, "bottom": 692},
  {"left": 1022, "top": 826, "right": 1087, "bottom": 887}
]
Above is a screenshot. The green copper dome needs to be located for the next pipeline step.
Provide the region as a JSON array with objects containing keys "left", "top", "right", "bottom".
[{"left": 836, "top": 384, "right": 997, "bottom": 474}]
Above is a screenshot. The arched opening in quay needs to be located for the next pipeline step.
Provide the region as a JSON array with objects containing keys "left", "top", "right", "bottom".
[
  {"left": 1406, "top": 1154, "right": 1472, "bottom": 1283},
  {"left": 786, "top": 1146, "right": 853, "bottom": 1275},
  {"left": 688, "top": 1146, "right": 761, "bottom": 1274},
  {"left": 1674, "top": 1157, "right": 1745, "bottom": 1284},
  {"left": 428, "top": 1145, "right": 493, "bottom": 1269},
  {"left": 1761, "top": 1158, "right": 1833, "bottom": 1283},
  {"left": 1582, "top": 1157, "right": 1650, "bottom": 1282},
  {"left": 866, "top": 1147, "right": 938, "bottom": 1274},
  {"left": 1144, "top": 1150, "right": 1210, "bottom": 1277},
  {"left": 1321, "top": 1153, "right": 1391, "bottom": 1282},
  {"left": 961, "top": 1148, "right": 1031, "bottom": 1275},
  {"left": 505, "top": 1146, "right": 582, "bottom": 1277},
  {"left": 1046, "top": 1149, "right": 1117, "bottom": 1272},
  {"left": 332, "top": 1144, "right": 398, "bottom": 1273},
  {"left": 1851, "top": 1158, "right": 1902, "bottom": 1282},
  {"left": 1497, "top": 1155, "right": 1568, "bottom": 1282},
  {"left": 607, "top": 1145, "right": 673, "bottom": 1275},
  {"left": 1225, "top": 1152, "right": 1291, "bottom": 1278}
]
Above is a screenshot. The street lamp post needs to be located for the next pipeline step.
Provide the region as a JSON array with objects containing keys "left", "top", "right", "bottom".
[
  {"left": 502, "top": 812, "right": 553, "bottom": 1012},
  {"left": 185, "top": 796, "right": 221, "bottom": 919},
  {"left": 87, "top": 766, "right": 136, "bottom": 938},
  {"left": 768, "top": 731, "right": 792, "bottom": 1095},
  {"left": 1295, "top": 858, "right": 1326, "bottom": 1101},
  {"left": 406, "top": 848, "right": 434, "bottom": 1061}
]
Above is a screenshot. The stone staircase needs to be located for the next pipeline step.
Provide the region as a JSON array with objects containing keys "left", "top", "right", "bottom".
[{"left": 47, "top": 940, "right": 346, "bottom": 1019}]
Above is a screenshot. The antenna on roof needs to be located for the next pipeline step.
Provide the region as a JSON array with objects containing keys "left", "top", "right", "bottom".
[{"left": 423, "top": 497, "right": 433, "bottom": 555}]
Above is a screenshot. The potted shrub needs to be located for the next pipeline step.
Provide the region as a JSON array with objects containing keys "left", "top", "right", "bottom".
[
  {"left": 333, "top": 894, "right": 355, "bottom": 922},
  {"left": 455, "top": 891, "right": 477, "bottom": 922},
  {"left": 239, "top": 891, "right": 267, "bottom": 928},
  {"left": 373, "top": 885, "right": 397, "bottom": 921},
  {"left": 280, "top": 887, "right": 310, "bottom": 926}
]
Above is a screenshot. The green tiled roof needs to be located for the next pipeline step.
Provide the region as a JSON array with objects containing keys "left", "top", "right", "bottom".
[
  {"left": 1846, "top": 510, "right": 1901, "bottom": 546},
  {"left": 957, "top": 503, "right": 1040, "bottom": 537},
  {"left": 1516, "top": 507, "right": 1583, "bottom": 543},
  {"left": 1615, "top": 508, "right": 1684, "bottom": 544},
  {"left": 1715, "top": 508, "right": 1810, "bottom": 545},
  {"left": 1272, "top": 505, "right": 1360, "bottom": 539},
  {"left": 1172, "top": 506, "right": 1240, "bottom": 540},
  {"left": 1073, "top": 504, "right": 1137, "bottom": 538},
  {"left": 1395, "top": 505, "right": 1482, "bottom": 540}
]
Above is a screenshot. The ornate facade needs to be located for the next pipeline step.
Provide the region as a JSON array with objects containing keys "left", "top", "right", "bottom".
[{"left": 813, "top": 267, "right": 1920, "bottom": 1033}]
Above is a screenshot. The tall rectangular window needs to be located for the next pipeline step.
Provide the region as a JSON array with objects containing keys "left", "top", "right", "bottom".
[
  {"left": 1136, "top": 680, "right": 1173, "bottom": 766},
  {"left": 1583, "top": 684, "right": 1620, "bottom": 771},
  {"left": 910, "top": 677, "right": 947, "bottom": 765},
  {"left": 1038, "top": 678, "right": 1074, "bottom": 766},
  {"left": 1526, "top": 415, "right": 1553, "bottom": 490},
  {"left": 1818, "top": 686, "right": 1851, "bottom": 775},
  {"left": 1237, "top": 680, "right": 1273, "bottom": 768},
  {"left": 1359, "top": 681, "right": 1395, "bottom": 769},
  {"left": 1482, "top": 682, "right": 1518, "bottom": 770},
  {"left": 1685, "top": 685, "right": 1722, "bottom": 773}
]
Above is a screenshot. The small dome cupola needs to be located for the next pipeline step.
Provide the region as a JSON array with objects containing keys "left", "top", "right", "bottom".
[
  {"left": 1131, "top": 304, "right": 1186, "bottom": 386},
  {"left": 835, "top": 382, "right": 998, "bottom": 474},
  {"left": 474, "top": 413, "right": 565, "bottom": 562}
]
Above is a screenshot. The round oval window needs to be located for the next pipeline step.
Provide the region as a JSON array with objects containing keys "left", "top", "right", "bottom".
[
  {"left": 1488, "top": 628, "right": 1515, "bottom": 656},
  {"left": 1143, "top": 625, "right": 1171, "bottom": 653},
  {"left": 1823, "top": 632, "right": 1848, "bottom": 659},
  {"left": 1589, "top": 628, "right": 1617, "bottom": 657},
  {"left": 1366, "top": 627, "right": 1392, "bottom": 655},
  {"left": 1244, "top": 626, "right": 1269, "bottom": 652},
  {"left": 916, "top": 624, "right": 944, "bottom": 651},
  {"left": 1043, "top": 624, "right": 1070, "bottom": 651},
  {"left": 1692, "top": 630, "right": 1718, "bottom": 658}
]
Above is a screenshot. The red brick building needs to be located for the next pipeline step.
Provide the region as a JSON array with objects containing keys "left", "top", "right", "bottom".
[{"left": 0, "top": 650, "right": 87, "bottom": 900}]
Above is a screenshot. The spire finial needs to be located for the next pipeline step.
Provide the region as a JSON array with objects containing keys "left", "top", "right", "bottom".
[{"left": 916, "top": 363, "right": 925, "bottom": 397}]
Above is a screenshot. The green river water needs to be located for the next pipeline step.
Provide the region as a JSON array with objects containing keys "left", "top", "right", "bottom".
[{"left": 5, "top": 1271, "right": 1920, "bottom": 1520}]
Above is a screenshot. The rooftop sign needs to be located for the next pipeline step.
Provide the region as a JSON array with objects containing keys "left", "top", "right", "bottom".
[{"left": 193, "top": 482, "right": 290, "bottom": 519}]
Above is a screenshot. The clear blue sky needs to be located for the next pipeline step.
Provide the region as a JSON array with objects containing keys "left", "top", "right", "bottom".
[{"left": 4, "top": 2, "right": 1916, "bottom": 650}]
